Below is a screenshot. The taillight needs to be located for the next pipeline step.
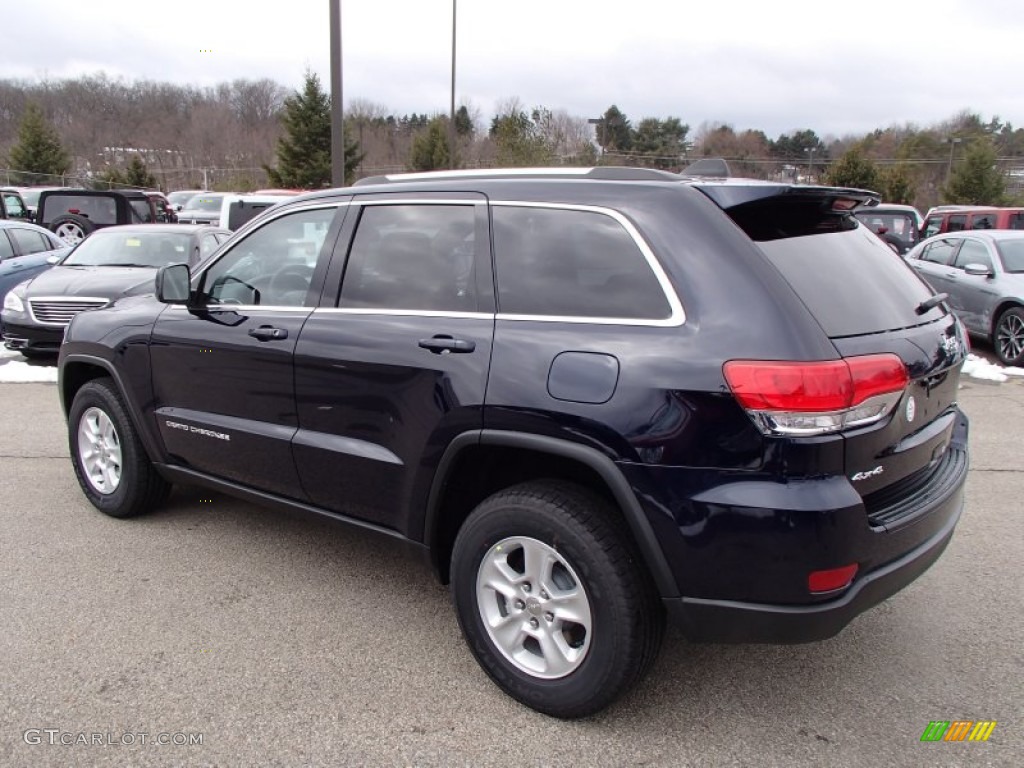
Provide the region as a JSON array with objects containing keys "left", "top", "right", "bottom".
[{"left": 723, "top": 354, "right": 908, "bottom": 436}]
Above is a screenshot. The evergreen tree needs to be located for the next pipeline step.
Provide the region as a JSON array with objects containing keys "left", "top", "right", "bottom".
[
  {"left": 878, "top": 164, "right": 916, "bottom": 204},
  {"left": 826, "top": 146, "right": 879, "bottom": 190},
  {"left": 264, "top": 70, "right": 362, "bottom": 188},
  {"left": 409, "top": 117, "right": 452, "bottom": 171},
  {"left": 942, "top": 139, "right": 1006, "bottom": 205},
  {"left": 489, "top": 108, "right": 552, "bottom": 166},
  {"left": 595, "top": 105, "right": 632, "bottom": 153},
  {"left": 7, "top": 102, "right": 71, "bottom": 184},
  {"left": 98, "top": 154, "right": 158, "bottom": 189}
]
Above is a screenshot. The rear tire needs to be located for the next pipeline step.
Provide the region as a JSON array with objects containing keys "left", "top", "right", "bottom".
[
  {"left": 68, "top": 378, "right": 170, "bottom": 518},
  {"left": 451, "top": 480, "right": 664, "bottom": 718},
  {"left": 994, "top": 307, "right": 1024, "bottom": 366}
]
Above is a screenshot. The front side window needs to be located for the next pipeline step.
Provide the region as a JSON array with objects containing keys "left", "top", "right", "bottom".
[
  {"left": 201, "top": 207, "right": 336, "bottom": 307},
  {"left": 8, "top": 227, "right": 51, "bottom": 255},
  {"left": 923, "top": 216, "right": 942, "bottom": 238},
  {"left": 953, "top": 239, "right": 993, "bottom": 272},
  {"left": 1010, "top": 213, "right": 1024, "bottom": 230},
  {"left": 339, "top": 204, "right": 477, "bottom": 312},
  {"left": 2, "top": 193, "right": 26, "bottom": 218},
  {"left": 492, "top": 205, "right": 671, "bottom": 320},
  {"left": 920, "top": 240, "right": 958, "bottom": 265}
]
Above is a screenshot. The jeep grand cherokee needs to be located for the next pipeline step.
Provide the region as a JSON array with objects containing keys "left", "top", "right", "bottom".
[{"left": 57, "top": 167, "right": 969, "bottom": 718}]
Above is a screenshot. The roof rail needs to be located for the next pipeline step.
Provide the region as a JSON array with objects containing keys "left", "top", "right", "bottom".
[{"left": 353, "top": 166, "right": 682, "bottom": 186}]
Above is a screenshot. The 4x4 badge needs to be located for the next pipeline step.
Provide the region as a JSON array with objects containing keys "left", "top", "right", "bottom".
[
  {"left": 851, "top": 466, "right": 884, "bottom": 482},
  {"left": 906, "top": 395, "right": 916, "bottom": 423}
]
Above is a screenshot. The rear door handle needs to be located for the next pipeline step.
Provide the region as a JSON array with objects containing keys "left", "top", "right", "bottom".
[
  {"left": 248, "top": 325, "right": 288, "bottom": 341},
  {"left": 418, "top": 335, "right": 476, "bottom": 354}
]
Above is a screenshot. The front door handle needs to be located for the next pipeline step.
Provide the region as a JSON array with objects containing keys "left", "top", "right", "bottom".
[
  {"left": 249, "top": 325, "right": 288, "bottom": 341},
  {"left": 418, "top": 335, "right": 476, "bottom": 354}
]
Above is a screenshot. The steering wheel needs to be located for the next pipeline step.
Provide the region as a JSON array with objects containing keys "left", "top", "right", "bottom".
[{"left": 268, "top": 265, "right": 313, "bottom": 301}]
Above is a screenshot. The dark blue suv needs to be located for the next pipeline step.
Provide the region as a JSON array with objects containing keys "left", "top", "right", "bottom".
[{"left": 58, "top": 168, "right": 969, "bottom": 718}]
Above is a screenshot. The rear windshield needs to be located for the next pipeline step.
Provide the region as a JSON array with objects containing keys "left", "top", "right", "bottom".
[
  {"left": 728, "top": 200, "right": 944, "bottom": 337},
  {"left": 40, "top": 194, "right": 118, "bottom": 225}
]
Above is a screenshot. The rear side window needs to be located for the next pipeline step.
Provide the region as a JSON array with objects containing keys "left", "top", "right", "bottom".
[
  {"left": 8, "top": 227, "right": 52, "bottom": 255},
  {"left": 491, "top": 205, "right": 671, "bottom": 320},
  {"left": 0, "top": 232, "right": 14, "bottom": 260},
  {"left": 947, "top": 215, "right": 967, "bottom": 232},
  {"left": 340, "top": 204, "right": 477, "bottom": 312},
  {"left": 971, "top": 213, "right": 996, "bottom": 230},
  {"left": 728, "top": 198, "right": 943, "bottom": 337},
  {"left": 1010, "top": 213, "right": 1024, "bottom": 230},
  {"left": 921, "top": 240, "right": 957, "bottom": 265}
]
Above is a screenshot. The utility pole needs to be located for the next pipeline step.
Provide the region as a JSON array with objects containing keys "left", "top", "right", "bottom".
[
  {"left": 329, "top": 0, "right": 345, "bottom": 186},
  {"left": 449, "top": 0, "right": 457, "bottom": 169}
]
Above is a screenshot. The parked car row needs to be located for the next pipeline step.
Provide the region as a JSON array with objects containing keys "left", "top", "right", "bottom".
[{"left": 2, "top": 224, "right": 230, "bottom": 356}]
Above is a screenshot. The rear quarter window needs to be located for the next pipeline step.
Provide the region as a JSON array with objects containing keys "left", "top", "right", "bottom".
[{"left": 491, "top": 205, "right": 672, "bottom": 321}]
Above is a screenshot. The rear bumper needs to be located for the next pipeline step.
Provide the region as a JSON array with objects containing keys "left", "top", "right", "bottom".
[{"left": 664, "top": 481, "right": 963, "bottom": 643}]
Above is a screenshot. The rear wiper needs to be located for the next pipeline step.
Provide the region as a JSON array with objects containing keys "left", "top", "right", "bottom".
[{"left": 916, "top": 292, "right": 948, "bottom": 315}]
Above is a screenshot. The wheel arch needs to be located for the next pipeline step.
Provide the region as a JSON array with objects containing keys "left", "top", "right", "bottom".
[
  {"left": 422, "top": 429, "right": 680, "bottom": 598},
  {"left": 61, "top": 355, "right": 164, "bottom": 464},
  {"left": 991, "top": 299, "right": 1024, "bottom": 338}
]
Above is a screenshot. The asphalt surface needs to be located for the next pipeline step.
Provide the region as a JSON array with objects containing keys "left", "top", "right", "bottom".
[{"left": 0, "top": 362, "right": 1021, "bottom": 767}]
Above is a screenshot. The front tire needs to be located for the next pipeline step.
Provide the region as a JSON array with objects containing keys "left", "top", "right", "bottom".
[
  {"left": 994, "top": 307, "right": 1024, "bottom": 366},
  {"left": 451, "top": 481, "right": 664, "bottom": 718},
  {"left": 68, "top": 378, "right": 170, "bottom": 518}
]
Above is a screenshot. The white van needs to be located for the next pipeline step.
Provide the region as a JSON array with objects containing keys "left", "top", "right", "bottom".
[{"left": 218, "top": 193, "right": 294, "bottom": 231}]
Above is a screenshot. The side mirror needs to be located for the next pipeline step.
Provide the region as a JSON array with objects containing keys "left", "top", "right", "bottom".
[
  {"left": 46, "top": 255, "right": 61, "bottom": 265},
  {"left": 963, "top": 263, "right": 993, "bottom": 277},
  {"left": 174, "top": 203, "right": 184, "bottom": 212},
  {"left": 156, "top": 263, "right": 192, "bottom": 304}
]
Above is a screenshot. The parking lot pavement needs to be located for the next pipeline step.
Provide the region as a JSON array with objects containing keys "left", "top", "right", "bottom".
[{"left": 0, "top": 377, "right": 1020, "bottom": 767}]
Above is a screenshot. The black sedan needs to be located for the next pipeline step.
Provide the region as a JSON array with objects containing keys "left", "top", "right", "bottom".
[{"left": 2, "top": 224, "right": 230, "bottom": 357}]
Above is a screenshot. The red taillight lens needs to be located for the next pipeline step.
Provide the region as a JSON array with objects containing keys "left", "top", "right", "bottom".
[
  {"left": 724, "top": 354, "right": 908, "bottom": 412},
  {"left": 808, "top": 563, "right": 859, "bottom": 593},
  {"left": 846, "top": 355, "right": 910, "bottom": 403},
  {"left": 724, "top": 354, "right": 909, "bottom": 436}
]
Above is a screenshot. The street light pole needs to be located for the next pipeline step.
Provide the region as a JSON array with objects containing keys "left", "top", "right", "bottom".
[
  {"left": 449, "top": 0, "right": 457, "bottom": 169},
  {"left": 329, "top": 0, "right": 345, "bottom": 187},
  {"left": 805, "top": 147, "right": 815, "bottom": 181},
  {"left": 946, "top": 137, "right": 962, "bottom": 183}
]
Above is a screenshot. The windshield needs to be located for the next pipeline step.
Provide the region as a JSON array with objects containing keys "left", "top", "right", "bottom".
[
  {"left": 183, "top": 194, "right": 223, "bottom": 211},
  {"left": 997, "top": 238, "right": 1024, "bottom": 273},
  {"left": 63, "top": 231, "right": 192, "bottom": 267}
]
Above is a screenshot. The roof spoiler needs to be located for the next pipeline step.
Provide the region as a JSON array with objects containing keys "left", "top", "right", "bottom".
[{"left": 691, "top": 182, "right": 880, "bottom": 211}]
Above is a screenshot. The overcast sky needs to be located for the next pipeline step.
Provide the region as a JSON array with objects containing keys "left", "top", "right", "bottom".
[{"left": 4, "top": 0, "right": 1023, "bottom": 140}]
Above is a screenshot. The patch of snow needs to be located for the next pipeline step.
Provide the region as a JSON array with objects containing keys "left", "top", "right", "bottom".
[
  {"left": 961, "top": 354, "right": 1008, "bottom": 383},
  {"left": 0, "top": 358, "right": 58, "bottom": 383}
]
